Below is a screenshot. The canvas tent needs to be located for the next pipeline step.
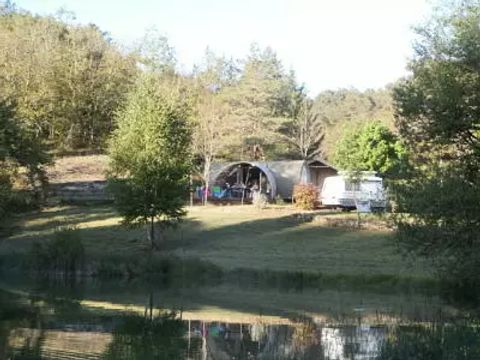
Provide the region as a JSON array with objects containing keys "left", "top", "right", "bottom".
[{"left": 209, "top": 159, "right": 337, "bottom": 200}]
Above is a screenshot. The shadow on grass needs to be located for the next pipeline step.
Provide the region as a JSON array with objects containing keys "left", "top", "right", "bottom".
[
  {"left": 162, "top": 213, "right": 355, "bottom": 251},
  {"left": 11, "top": 205, "right": 118, "bottom": 233}
]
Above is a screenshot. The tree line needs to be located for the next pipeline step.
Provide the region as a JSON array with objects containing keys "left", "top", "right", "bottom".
[{"left": 0, "top": 2, "right": 394, "bottom": 157}]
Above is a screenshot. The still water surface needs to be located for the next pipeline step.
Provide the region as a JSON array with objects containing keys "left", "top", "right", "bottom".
[{"left": 0, "top": 275, "right": 479, "bottom": 359}]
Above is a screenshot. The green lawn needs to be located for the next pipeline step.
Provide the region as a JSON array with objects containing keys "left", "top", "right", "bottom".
[{"left": 0, "top": 204, "right": 430, "bottom": 279}]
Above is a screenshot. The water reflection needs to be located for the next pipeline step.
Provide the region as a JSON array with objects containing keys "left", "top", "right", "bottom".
[{"left": 0, "top": 277, "right": 479, "bottom": 359}]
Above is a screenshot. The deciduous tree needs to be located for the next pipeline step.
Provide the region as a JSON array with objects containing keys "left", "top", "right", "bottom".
[
  {"left": 0, "top": 8, "right": 137, "bottom": 150},
  {"left": 332, "top": 121, "right": 407, "bottom": 177},
  {"left": 393, "top": 0, "right": 480, "bottom": 288},
  {"left": 191, "top": 51, "right": 237, "bottom": 203},
  {"left": 312, "top": 88, "right": 395, "bottom": 159},
  {"left": 0, "top": 99, "right": 49, "bottom": 219},
  {"left": 107, "top": 74, "right": 192, "bottom": 249}
]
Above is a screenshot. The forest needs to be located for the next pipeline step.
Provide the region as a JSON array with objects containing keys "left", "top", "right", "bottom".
[{"left": 0, "top": 2, "right": 394, "bottom": 154}]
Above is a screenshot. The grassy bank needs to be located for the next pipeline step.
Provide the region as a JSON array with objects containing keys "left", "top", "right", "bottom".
[{"left": 0, "top": 204, "right": 431, "bottom": 282}]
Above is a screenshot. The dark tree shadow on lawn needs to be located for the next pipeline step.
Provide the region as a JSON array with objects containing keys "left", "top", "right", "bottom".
[
  {"left": 162, "top": 213, "right": 357, "bottom": 252},
  {"left": 0, "top": 205, "right": 117, "bottom": 243}
]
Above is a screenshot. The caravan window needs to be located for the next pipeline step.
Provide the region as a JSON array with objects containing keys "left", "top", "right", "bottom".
[
  {"left": 345, "top": 181, "right": 361, "bottom": 191},
  {"left": 361, "top": 180, "right": 383, "bottom": 192}
]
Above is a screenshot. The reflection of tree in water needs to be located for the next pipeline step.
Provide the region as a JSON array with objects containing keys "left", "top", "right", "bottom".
[
  {"left": 321, "top": 325, "right": 386, "bottom": 359},
  {"left": 0, "top": 290, "right": 46, "bottom": 360},
  {"left": 102, "top": 310, "right": 188, "bottom": 360},
  {"left": 7, "top": 328, "right": 45, "bottom": 360},
  {"left": 378, "top": 323, "right": 480, "bottom": 360},
  {"left": 0, "top": 288, "right": 115, "bottom": 360},
  {"left": 205, "top": 321, "right": 325, "bottom": 359},
  {"left": 205, "top": 320, "right": 390, "bottom": 360}
]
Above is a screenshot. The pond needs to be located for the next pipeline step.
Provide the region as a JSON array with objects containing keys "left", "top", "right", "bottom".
[{"left": 0, "top": 274, "right": 479, "bottom": 360}]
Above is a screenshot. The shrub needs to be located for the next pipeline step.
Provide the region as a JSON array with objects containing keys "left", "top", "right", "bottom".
[
  {"left": 0, "top": 168, "right": 44, "bottom": 222},
  {"left": 0, "top": 169, "right": 13, "bottom": 220},
  {"left": 28, "top": 226, "right": 85, "bottom": 275},
  {"left": 293, "top": 183, "right": 318, "bottom": 210},
  {"left": 252, "top": 192, "right": 269, "bottom": 209}
]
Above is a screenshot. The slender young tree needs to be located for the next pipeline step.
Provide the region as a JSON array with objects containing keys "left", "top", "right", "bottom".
[
  {"left": 193, "top": 90, "right": 229, "bottom": 204},
  {"left": 108, "top": 74, "right": 192, "bottom": 249},
  {"left": 192, "top": 50, "right": 235, "bottom": 204}
]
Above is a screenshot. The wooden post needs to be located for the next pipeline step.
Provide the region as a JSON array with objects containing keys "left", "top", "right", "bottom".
[
  {"left": 259, "top": 172, "right": 263, "bottom": 193},
  {"left": 189, "top": 175, "right": 193, "bottom": 207}
]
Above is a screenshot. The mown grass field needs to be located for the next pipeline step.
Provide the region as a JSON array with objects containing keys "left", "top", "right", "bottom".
[{"left": 0, "top": 204, "right": 430, "bottom": 280}]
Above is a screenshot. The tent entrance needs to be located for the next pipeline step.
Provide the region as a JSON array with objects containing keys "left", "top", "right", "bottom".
[{"left": 211, "top": 162, "right": 276, "bottom": 201}]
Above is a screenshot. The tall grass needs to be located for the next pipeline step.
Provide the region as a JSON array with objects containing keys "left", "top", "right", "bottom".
[{"left": 27, "top": 226, "right": 85, "bottom": 276}]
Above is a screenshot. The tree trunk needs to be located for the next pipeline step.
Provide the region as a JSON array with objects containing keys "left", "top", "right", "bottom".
[
  {"left": 150, "top": 292, "right": 154, "bottom": 320},
  {"left": 203, "top": 158, "right": 211, "bottom": 206},
  {"left": 189, "top": 175, "right": 193, "bottom": 207},
  {"left": 204, "top": 179, "right": 209, "bottom": 206},
  {"left": 241, "top": 168, "right": 251, "bottom": 205},
  {"left": 148, "top": 216, "right": 155, "bottom": 250},
  {"left": 353, "top": 188, "right": 361, "bottom": 228}
]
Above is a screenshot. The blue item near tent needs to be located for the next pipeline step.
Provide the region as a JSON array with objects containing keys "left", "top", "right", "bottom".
[{"left": 212, "top": 186, "right": 222, "bottom": 198}]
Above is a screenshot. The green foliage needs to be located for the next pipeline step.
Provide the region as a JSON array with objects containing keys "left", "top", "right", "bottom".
[
  {"left": 393, "top": 2, "right": 480, "bottom": 174},
  {"left": 98, "top": 311, "right": 188, "bottom": 360},
  {"left": 28, "top": 226, "right": 85, "bottom": 274},
  {"left": 224, "top": 44, "right": 301, "bottom": 160},
  {"left": 0, "top": 100, "right": 49, "bottom": 219},
  {"left": 332, "top": 121, "right": 408, "bottom": 177},
  {"left": 0, "top": 7, "right": 137, "bottom": 150},
  {"left": 313, "top": 88, "right": 395, "bottom": 159},
  {"left": 393, "top": 0, "right": 480, "bottom": 288},
  {"left": 107, "top": 73, "right": 192, "bottom": 247},
  {"left": 379, "top": 323, "right": 480, "bottom": 360},
  {"left": 293, "top": 183, "right": 318, "bottom": 210},
  {"left": 135, "top": 27, "right": 177, "bottom": 74},
  {"left": 191, "top": 52, "right": 234, "bottom": 192},
  {"left": 0, "top": 169, "right": 13, "bottom": 220},
  {"left": 394, "top": 167, "right": 480, "bottom": 286}
]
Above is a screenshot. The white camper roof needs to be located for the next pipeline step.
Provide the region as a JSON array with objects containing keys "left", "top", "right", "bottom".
[{"left": 331, "top": 171, "right": 383, "bottom": 182}]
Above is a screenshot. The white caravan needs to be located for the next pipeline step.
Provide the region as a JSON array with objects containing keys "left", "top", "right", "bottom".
[{"left": 320, "top": 172, "right": 387, "bottom": 211}]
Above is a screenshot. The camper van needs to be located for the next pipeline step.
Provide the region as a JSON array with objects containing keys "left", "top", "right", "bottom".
[{"left": 320, "top": 173, "right": 387, "bottom": 211}]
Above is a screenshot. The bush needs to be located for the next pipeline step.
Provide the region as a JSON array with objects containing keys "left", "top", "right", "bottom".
[
  {"left": 293, "top": 183, "right": 318, "bottom": 210},
  {"left": 252, "top": 192, "right": 269, "bottom": 209},
  {"left": 28, "top": 226, "right": 85, "bottom": 275},
  {"left": 0, "top": 167, "right": 45, "bottom": 222}
]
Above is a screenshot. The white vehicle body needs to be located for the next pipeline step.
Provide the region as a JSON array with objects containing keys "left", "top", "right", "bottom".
[{"left": 320, "top": 174, "right": 387, "bottom": 210}]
